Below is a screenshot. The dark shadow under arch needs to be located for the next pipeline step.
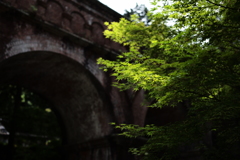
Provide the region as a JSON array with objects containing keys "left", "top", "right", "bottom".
[
  {"left": 0, "top": 84, "right": 63, "bottom": 160},
  {"left": 0, "top": 51, "right": 114, "bottom": 147},
  {"left": 145, "top": 103, "right": 188, "bottom": 126}
]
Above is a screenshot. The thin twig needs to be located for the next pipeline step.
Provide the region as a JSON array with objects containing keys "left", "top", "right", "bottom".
[{"left": 206, "top": 0, "right": 238, "bottom": 10}]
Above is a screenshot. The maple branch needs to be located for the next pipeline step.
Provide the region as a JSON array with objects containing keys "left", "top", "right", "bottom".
[{"left": 206, "top": 0, "right": 238, "bottom": 10}]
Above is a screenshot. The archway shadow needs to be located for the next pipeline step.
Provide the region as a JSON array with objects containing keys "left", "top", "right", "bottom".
[
  {"left": 0, "top": 84, "right": 63, "bottom": 160},
  {"left": 0, "top": 51, "right": 114, "bottom": 159}
]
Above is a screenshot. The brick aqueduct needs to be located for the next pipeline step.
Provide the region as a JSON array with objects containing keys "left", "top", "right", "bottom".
[{"left": 0, "top": 0, "right": 188, "bottom": 159}]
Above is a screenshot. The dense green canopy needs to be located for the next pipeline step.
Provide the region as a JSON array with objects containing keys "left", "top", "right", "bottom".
[{"left": 98, "top": 0, "right": 240, "bottom": 159}]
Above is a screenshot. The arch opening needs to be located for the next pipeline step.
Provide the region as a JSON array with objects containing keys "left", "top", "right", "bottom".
[
  {"left": 0, "top": 84, "right": 63, "bottom": 160},
  {"left": 0, "top": 51, "right": 114, "bottom": 159}
]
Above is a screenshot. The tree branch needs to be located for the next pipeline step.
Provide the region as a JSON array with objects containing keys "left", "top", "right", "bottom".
[{"left": 206, "top": 0, "right": 238, "bottom": 10}]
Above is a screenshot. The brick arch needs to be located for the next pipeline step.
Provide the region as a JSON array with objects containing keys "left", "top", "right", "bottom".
[
  {"left": 3, "top": 33, "right": 108, "bottom": 84},
  {"left": 45, "top": 0, "right": 64, "bottom": 25},
  {"left": 70, "top": 12, "right": 87, "bottom": 37},
  {"left": 91, "top": 22, "right": 105, "bottom": 45},
  {"left": 0, "top": 51, "right": 114, "bottom": 145}
]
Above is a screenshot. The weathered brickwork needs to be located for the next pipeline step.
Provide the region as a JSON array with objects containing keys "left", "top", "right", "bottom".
[{"left": 1, "top": 0, "right": 124, "bottom": 50}]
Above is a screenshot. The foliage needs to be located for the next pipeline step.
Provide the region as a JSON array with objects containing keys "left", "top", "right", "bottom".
[
  {"left": 0, "top": 85, "right": 61, "bottom": 160},
  {"left": 98, "top": 0, "right": 240, "bottom": 159}
]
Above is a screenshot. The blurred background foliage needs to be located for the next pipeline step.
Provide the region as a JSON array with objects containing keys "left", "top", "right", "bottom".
[{"left": 0, "top": 84, "right": 62, "bottom": 160}]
